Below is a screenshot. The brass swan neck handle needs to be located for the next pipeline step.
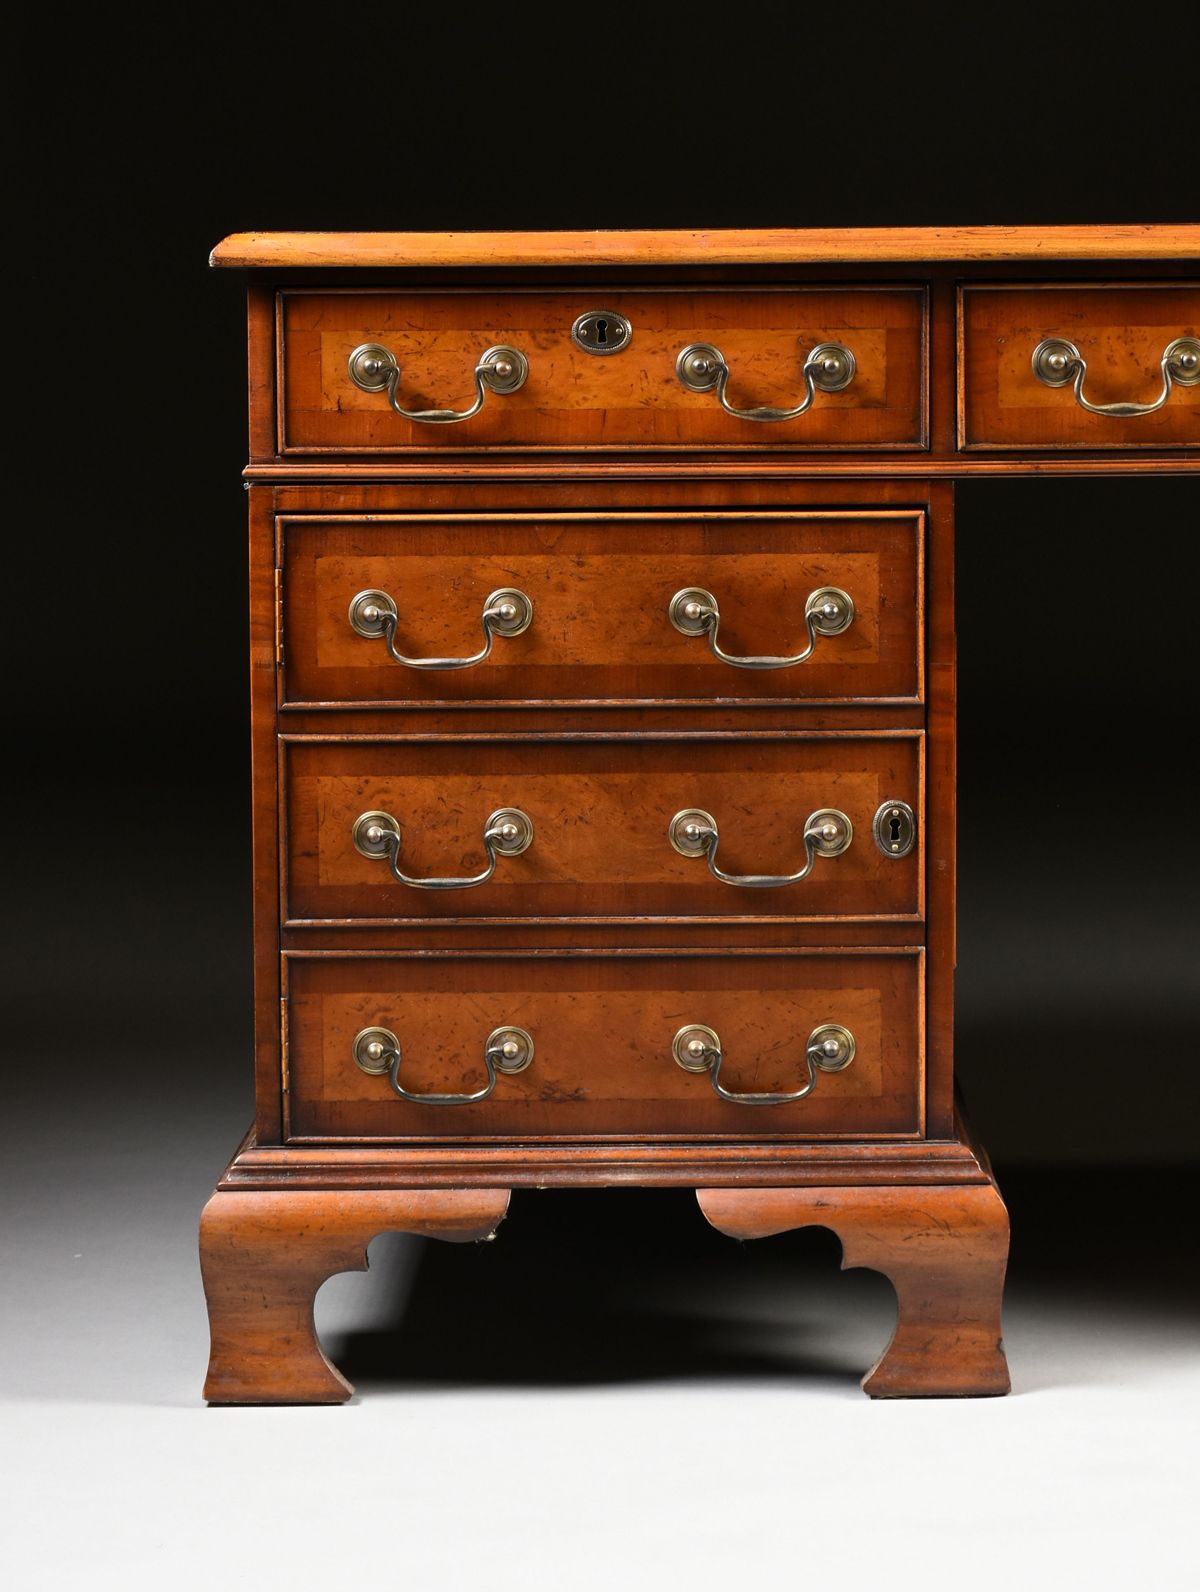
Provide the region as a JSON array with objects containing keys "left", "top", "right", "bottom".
[
  {"left": 669, "top": 585, "right": 854, "bottom": 668},
  {"left": 1031, "top": 335, "right": 1200, "bottom": 418},
  {"left": 669, "top": 806, "right": 852, "bottom": 888},
  {"left": 347, "top": 341, "right": 529, "bottom": 423},
  {"left": 676, "top": 339, "right": 856, "bottom": 421},
  {"left": 353, "top": 1025, "right": 534, "bottom": 1104},
  {"left": 348, "top": 586, "right": 532, "bottom": 671},
  {"left": 352, "top": 808, "right": 533, "bottom": 891},
  {"left": 673, "top": 1022, "right": 856, "bottom": 1104}
]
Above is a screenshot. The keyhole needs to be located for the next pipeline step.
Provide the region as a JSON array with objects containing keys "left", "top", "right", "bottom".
[
  {"left": 889, "top": 814, "right": 902, "bottom": 845},
  {"left": 595, "top": 318, "right": 609, "bottom": 345}
]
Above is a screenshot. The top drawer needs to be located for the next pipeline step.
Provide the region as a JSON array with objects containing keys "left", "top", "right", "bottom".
[
  {"left": 959, "top": 283, "right": 1199, "bottom": 450},
  {"left": 278, "top": 287, "right": 928, "bottom": 453}
]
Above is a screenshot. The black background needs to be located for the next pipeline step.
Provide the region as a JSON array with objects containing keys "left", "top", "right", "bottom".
[{"left": 8, "top": 7, "right": 1198, "bottom": 1166}]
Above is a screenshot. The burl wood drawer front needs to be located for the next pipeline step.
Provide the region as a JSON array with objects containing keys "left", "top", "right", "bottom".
[
  {"left": 279, "top": 287, "right": 927, "bottom": 452},
  {"left": 283, "top": 951, "right": 923, "bottom": 1140},
  {"left": 283, "top": 735, "right": 922, "bottom": 925},
  {"left": 959, "top": 283, "right": 1199, "bottom": 449},
  {"left": 280, "top": 512, "right": 922, "bottom": 707}
]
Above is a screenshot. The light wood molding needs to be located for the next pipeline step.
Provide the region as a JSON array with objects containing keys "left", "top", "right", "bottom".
[{"left": 210, "top": 225, "right": 1200, "bottom": 270}]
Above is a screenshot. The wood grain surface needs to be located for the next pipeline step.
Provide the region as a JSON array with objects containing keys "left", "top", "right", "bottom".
[
  {"left": 205, "top": 227, "right": 1200, "bottom": 1404},
  {"left": 959, "top": 283, "right": 1200, "bottom": 449},
  {"left": 698, "top": 1182, "right": 1010, "bottom": 1396},
  {"left": 217, "top": 1128, "right": 989, "bottom": 1190},
  {"left": 280, "top": 288, "right": 926, "bottom": 452},
  {"left": 247, "top": 475, "right": 955, "bottom": 1147},
  {"left": 200, "top": 1187, "right": 510, "bottom": 1403},
  {"left": 249, "top": 486, "right": 284, "bottom": 1142},
  {"left": 210, "top": 225, "right": 1200, "bottom": 268},
  {"left": 249, "top": 456, "right": 1197, "bottom": 480},
  {"left": 283, "top": 734, "right": 922, "bottom": 923},
  {"left": 280, "top": 511, "right": 921, "bottom": 706},
  {"left": 282, "top": 949, "right": 923, "bottom": 1141}
]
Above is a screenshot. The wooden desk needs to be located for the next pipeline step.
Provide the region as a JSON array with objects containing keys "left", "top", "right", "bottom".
[{"left": 199, "top": 226, "right": 1198, "bottom": 1401}]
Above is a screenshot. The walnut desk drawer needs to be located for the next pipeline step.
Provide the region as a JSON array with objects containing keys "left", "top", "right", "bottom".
[
  {"left": 279, "top": 510, "right": 923, "bottom": 708},
  {"left": 959, "top": 282, "right": 1199, "bottom": 450},
  {"left": 282, "top": 733, "right": 922, "bottom": 926},
  {"left": 279, "top": 286, "right": 928, "bottom": 453},
  {"left": 281, "top": 949, "right": 924, "bottom": 1142}
]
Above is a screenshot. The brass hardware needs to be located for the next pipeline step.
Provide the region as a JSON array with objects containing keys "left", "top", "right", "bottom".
[
  {"left": 668, "top": 808, "right": 719, "bottom": 858},
  {"left": 873, "top": 799, "right": 916, "bottom": 858},
  {"left": 347, "top": 586, "right": 532, "bottom": 670},
  {"left": 1031, "top": 335, "right": 1200, "bottom": 417},
  {"left": 351, "top": 809, "right": 401, "bottom": 858},
  {"left": 352, "top": 1025, "right": 397, "bottom": 1076},
  {"left": 274, "top": 567, "right": 284, "bottom": 665},
  {"left": 671, "top": 1021, "right": 856, "bottom": 1104},
  {"left": 484, "top": 808, "right": 535, "bottom": 855},
  {"left": 808, "top": 1023, "right": 857, "bottom": 1072},
  {"left": 352, "top": 1024, "right": 533, "bottom": 1103},
  {"left": 668, "top": 584, "right": 854, "bottom": 668},
  {"left": 346, "top": 343, "right": 396, "bottom": 392},
  {"left": 352, "top": 807, "right": 533, "bottom": 890},
  {"left": 485, "top": 1026, "right": 535, "bottom": 1074},
  {"left": 672, "top": 1022, "right": 722, "bottom": 1072},
  {"left": 571, "top": 309, "right": 632, "bottom": 354},
  {"left": 668, "top": 806, "right": 852, "bottom": 888},
  {"left": 347, "top": 588, "right": 397, "bottom": 638},
  {"left": 347, "top": 340, "right": 529, "bottom": 422},
  {"left": 675, "top": 339, "right": 856, "bottom": 421}
]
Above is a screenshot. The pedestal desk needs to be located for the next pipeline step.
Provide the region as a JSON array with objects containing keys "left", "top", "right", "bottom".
[{"left": 200, "top": 226, "right": 1198, "bottom": 1401}]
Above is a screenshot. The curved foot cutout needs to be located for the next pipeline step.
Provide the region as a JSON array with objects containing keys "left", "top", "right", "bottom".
[
  {"left": 697, "top": 1184, "right": 1010, "bottom": 1398},
  {"left": 200, "top": 1189, "right": 510, "bottom": 1404}
]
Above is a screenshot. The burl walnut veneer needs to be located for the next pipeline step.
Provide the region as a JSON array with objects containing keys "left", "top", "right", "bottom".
[{"left": 202, "top": 226, "right": 1199, "bottom": 1402}]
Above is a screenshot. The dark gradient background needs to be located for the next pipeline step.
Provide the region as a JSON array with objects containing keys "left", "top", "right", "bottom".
[
  {"left": 6, "top": 10, "right": 1197, "bottom": 1191},
  {"left": 5, "top": 27, "right": 1199, "bottom": 1592},
  {"left": 2, "top": 38, "right": 1198, "bottom": 1592}
]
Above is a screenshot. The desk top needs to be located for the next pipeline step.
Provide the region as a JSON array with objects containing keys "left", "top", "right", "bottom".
[{"left": 210, "top": 226, "right": 1200, "bottom": 269}]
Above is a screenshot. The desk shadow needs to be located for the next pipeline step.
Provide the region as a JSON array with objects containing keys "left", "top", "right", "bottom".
[
  {"left": 333, "top": 1189, "right": 890, "bottom": 1391},
  {"left": 330, "top": 1169, "right": 1200, "bottom": 1394}
]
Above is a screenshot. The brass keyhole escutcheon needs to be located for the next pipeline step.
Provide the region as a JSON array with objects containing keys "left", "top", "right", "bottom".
[
  {"left": 571, "top": 309, "right": 632, "bottom": 354},
  {"left": 873, "top": 799, "right": 916, "bottom": 858}
]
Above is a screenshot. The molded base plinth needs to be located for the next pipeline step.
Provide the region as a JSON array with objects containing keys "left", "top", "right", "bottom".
[{"left": 199, "top": 1128, "right": 1010, "bottom": 1402}]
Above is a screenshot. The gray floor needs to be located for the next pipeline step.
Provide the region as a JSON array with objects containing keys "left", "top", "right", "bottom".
[{"left": 2, "top": 1059, "right": 1196, "bottom": 1591}]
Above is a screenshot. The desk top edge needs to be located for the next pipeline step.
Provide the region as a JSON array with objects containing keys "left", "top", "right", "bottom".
[{"left": 209, "top": 225, "right": 1200, "bottom": 269}]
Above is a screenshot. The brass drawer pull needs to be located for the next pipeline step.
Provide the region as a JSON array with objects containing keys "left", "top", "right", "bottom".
[
  {"left": 347, "top": 341, "right": 529, "bottom": 422},
  {"left": 353, "top": 1024, "right": 533, "bottom": 1104},
  {"left": 675, "top": 339, "right": 856, "bottom": 421},
  {"left": 669, "top": 806, "right": 852, "bottom": 888},
  {"left": 352, "top": 807, "right": 533, "bottom": 890},
  {"left": 348, "top": 586, "right": 533, "bottom": 670},
  {"left": 673, "top": 1021, "right": 855, "bottom": 1104},
  {"left": 669, "top": 584, "right": 853, "bottom": 668},
  {"left": 1031, "top": 335, "right": 1200, "bottom": 417}
]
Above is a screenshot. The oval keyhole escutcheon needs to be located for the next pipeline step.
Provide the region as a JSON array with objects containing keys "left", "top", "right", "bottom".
[
  {"left": 571, "top": 309, "right": 632, "bottom": 354},
  {"left": 872, "top": 799, "right": 916, "bottom": 859}
]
